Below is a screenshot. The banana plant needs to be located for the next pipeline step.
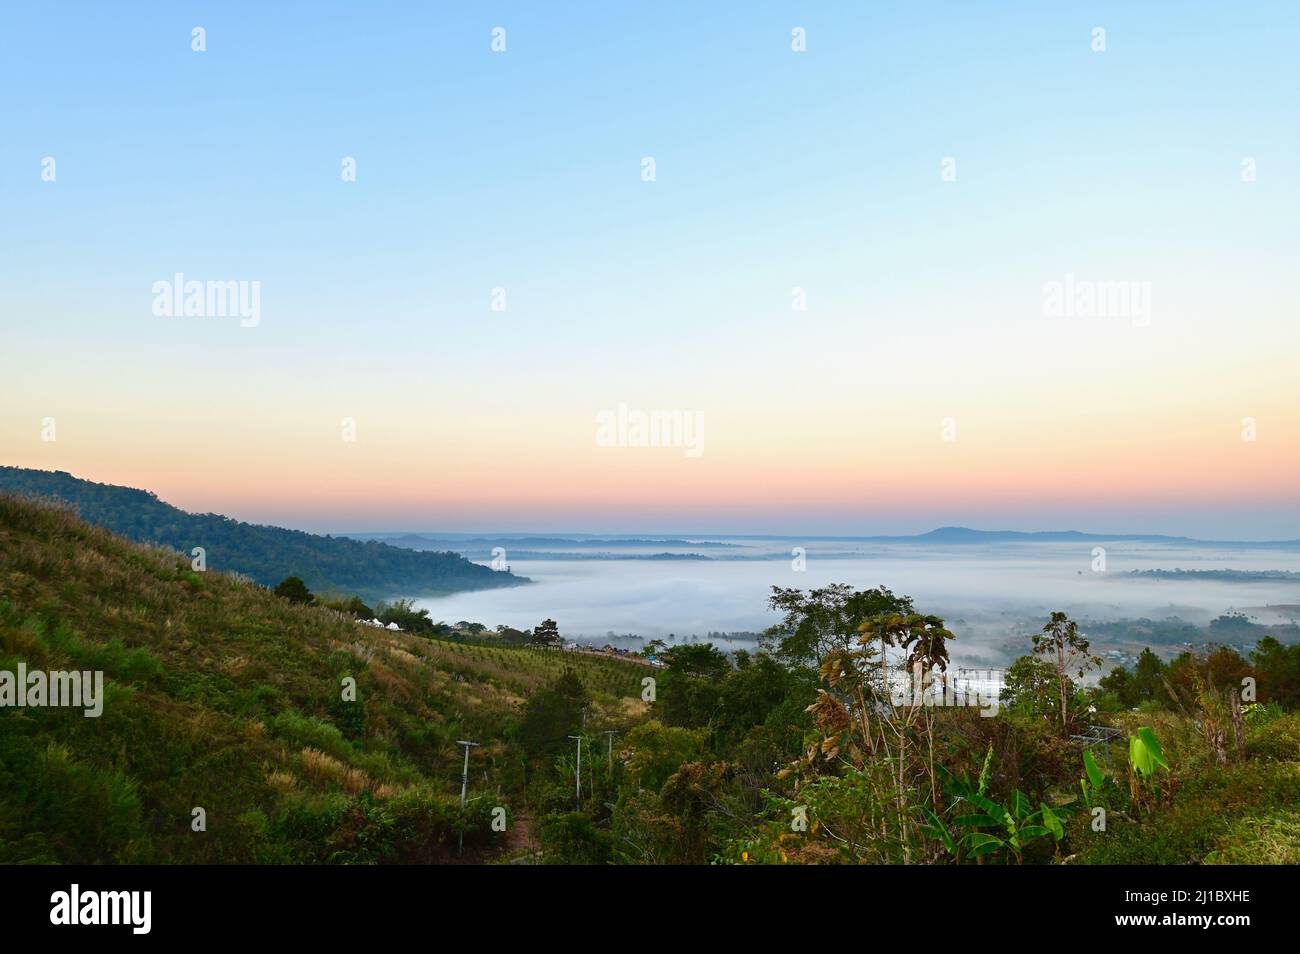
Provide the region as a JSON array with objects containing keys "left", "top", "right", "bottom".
[
  {"left": 1074, "top": 725, "right": 1169, "bottom": 815},
  {"left": 1128, "top": 726, "right": 1168, "bottom": 776},
  {"left": 920, "top": 758, "right": 1064, "bottom": 864},
  {"left": 1127, "top": 725, "right": 1170, "bottom": 806},
  {"left": 1079, "top": 748, "right": 1123, "bottom": 807}
]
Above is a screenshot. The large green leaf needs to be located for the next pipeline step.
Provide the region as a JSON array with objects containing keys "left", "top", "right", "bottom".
[
  {"left": 1129, "top": 726, "right": 1169, "bottom": 777},
  {"left": 952, "top": 814, "right": 1000, "bottom": 827},
  {"left": 1137, "top": 726, "right": 1169, "bottom": 770},
  {"left": 1041, "top": 803, "right": 1064, "bottom": 841},
  {"left": 1009, "top": 790, "right": 1032, "bottom": 820},
  {"left": 961, "top": 833, "right": 1004, "bottom": 857},
  {"left": 919, "top": 807, "right": 957, "bottom": 854},
  {"left": 1083, "top": 749, "right": 1104, "bottom": 788},
  {"left": 969, "top": 793, "right": 1010, "bottom": 826}
]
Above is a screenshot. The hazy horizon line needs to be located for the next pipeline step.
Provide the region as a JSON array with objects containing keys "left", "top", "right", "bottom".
[
  {"left": 5, "top": 465, "right": 1296, "bottom": 547},
  {"left": 338, "top": 527, "right": 1300, "bottom": 547}
]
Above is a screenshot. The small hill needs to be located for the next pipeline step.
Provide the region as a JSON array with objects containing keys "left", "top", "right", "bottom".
[
  {"left": 0, "top": 467, "right": 526, "bottom": 602},
  {"left": 0, "top": 494, "right": 641, "bottom": 863}
]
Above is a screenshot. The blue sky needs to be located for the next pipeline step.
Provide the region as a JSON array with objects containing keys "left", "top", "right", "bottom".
[{"left": 2, "top": 2, "right": 1298, "bottom": 537}]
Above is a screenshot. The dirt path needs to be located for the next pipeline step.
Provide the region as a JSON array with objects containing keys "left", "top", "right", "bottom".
[{"left": 504, "top": 812, "right": 537, "bottom": 862}]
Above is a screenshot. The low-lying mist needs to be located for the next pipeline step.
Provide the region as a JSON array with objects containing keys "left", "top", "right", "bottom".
[{"left": 413, "top": 538, "right": 1300, "bottom": 668}]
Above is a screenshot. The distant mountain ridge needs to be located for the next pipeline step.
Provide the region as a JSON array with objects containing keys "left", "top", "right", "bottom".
[
  {"left": 0, "top": 467, "right": 527, "bottom": 600},
  {"left": 868, "top": 526, "right": 1300, "bottom": 547},
  {"left": 352, "top": 532, "right": 739, "bottom": 549},
  {"left": 353, "top": 525, "right": 1300, "bottom": 549}
]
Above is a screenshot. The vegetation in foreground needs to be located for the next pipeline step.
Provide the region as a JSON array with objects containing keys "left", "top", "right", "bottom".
[
  {"left": 2, "top": 495, "right": 1299, "bottom": 865},
  {"left": 0, "top": 496, "right": 630, "bottom": 863}
]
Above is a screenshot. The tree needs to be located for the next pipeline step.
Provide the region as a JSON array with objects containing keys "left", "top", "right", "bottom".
[
  {"left": 531, "top": 618, "right": 562, "bottom": 648},
  {"left": 376, "top": 598, "right": 434, "bottom": 634},
  {"left": 1168, "top": 645, "right": 1253, "bottom": 707},
  {"left": 1251, "top": 636, "right": 1300, "bottom": 708},
  {"left": 860, "top": 612, "right": 955, "bottom": 676},
  {"left": 1132, "top": 648, "right": 1167, "bottom": 705},
  {"left": 656, "top": 643, "right": 731, "bottom": 727},
  {"left": 340, "top": 595, "right": 374, "bottom": 619},
  {"left": 1031, "top": 612, "right": 1099, "bottom": 733},
  {"left": 496, "top": 625, "right": 529, "bottom": 645},
  {"left": 1098, "top": 649, "right": 1168, "bottom": 710},
  {"left": 315, "top": 593, "right": 374, "bottom": 619},
  {"left": 1096, "top": 647, "right": 1171, "bottom": 710},
  {"left": 713, "top": 651, "right": 816, "bottom": 752},
  {"left": 519, "top": 670, "right": 588, "bottom": 759},
  {"left": 1004, "top": 655, "right": 1067, "bottom": 718},
  {"left": 763, "top": 584, "right": 913, "bottom": 667},
  {"left": 623, "top": 722, "right": 707, "bottom": 791},
  {"left": 273, "top": 575, "right": 313, "bottom": 604},
  {"left": 794, "top": 605, "right": 958, "bottom": 861},
  {"left": 661, "top": 643, "right": 730, "bottom": 680}
]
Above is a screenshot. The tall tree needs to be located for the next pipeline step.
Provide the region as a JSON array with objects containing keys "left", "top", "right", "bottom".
[
  {"left": 1251, "top": 636, "right": 1300, "bottom": 708},
  {"left": 1032, "top": 611, "right": 1098, "bottom": 734},
  {"left": 519, "top": 669, "right": 588, "bottom": 759},
  {"left": 764, "top": 584, "right": 913, "bottom": 667},
  {"left": 1005, "top": 655, "right": 1066, "bottom": 717},
  {"left": 531, "top": 618, "right": 562, "bottom": 648},
  {"left": 656, "top": 643, "right": 731, "bottom": 727}
]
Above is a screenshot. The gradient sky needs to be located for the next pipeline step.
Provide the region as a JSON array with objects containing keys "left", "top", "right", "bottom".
[{"left": 3, "top": 2, "right": 1298, "bottom": 538}]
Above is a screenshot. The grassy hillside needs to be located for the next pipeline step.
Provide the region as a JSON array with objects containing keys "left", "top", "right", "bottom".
[
  {"left": 0, "top": 467, "right": 526, "bottom": 602},
  {"left": 0, "top": 494, "right": 640, "bottom": 864},
  {"left": 5, "top": 492, "right": 1297, "bottom": 866}
]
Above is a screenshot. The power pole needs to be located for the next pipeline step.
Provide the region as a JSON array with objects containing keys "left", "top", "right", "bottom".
[
  {"left": 602, "top": 730, "right": 618, "bottom": 772},
  {"left": 456, "top": 740, "right": 480, "bottom": 855},
  {"left": 568, "top": 734, "right": 582, "bottom": 810},
  {"left": 457, "top": 740, "right": 480, "bottom": 806}
]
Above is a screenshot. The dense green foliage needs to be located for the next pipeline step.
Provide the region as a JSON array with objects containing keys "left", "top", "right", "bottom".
[
  {"left": 4, "top": 494, "right": 1298, "bottom": 866},
  {"left": 0, "top": 495, "right": 637, "bottom": 863},
  {"left": 0, "top": 467, "right": 527, "bottom": 601},
  {"left": 530, "top": 618, "right": 561, "bottom": 648},
  {"left": 273, "top": 575, "right": 313, "bottom": 605},
  {"left": 1094, "top": 641, "right": 1299, "bottom": 712},
  {"left": 519, "top": 584, "right": 1300, "bottom": 865}
]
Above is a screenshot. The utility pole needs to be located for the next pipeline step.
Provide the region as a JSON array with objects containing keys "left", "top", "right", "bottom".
[
  {"left": 602, "top": 730, "right": 618, "bottom": 772},
  {"left": 457, "top": 740, "right": 480, "bottom": 806},
  {"left": 456, "top": 740, "right": 480, "bottom": 855},
  {"left": 568, "top": 734, "right": 582, "bottom": 810}
]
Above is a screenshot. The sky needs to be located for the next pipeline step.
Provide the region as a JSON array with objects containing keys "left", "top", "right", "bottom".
[{"left": 2, "top": 2, "right": 1298, "bottom": 538}]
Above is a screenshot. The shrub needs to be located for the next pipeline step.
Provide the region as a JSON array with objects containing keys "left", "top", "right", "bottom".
[{"left": 539, "top": 812, "right": 613, "bottom": 864}]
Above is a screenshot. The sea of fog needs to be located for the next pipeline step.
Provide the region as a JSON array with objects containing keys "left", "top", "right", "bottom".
[{"left": 412, "top": 537, "right": 1300, "bottom": 668}]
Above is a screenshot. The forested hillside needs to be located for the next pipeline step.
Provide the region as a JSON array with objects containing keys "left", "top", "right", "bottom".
[
  {"left": 0, "top": 495, "right": 632, "bottom": 863},
  {"left": 0, "top": 468, "right": 525, "bottom": 601}
]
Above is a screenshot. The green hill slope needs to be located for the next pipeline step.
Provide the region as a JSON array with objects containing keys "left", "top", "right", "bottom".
[
  {"left": 0, "top": 494, "right": 639, "bottom": 864},
  {"left": 0, "top": 467, "right": 526, "bottom": 601}
]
